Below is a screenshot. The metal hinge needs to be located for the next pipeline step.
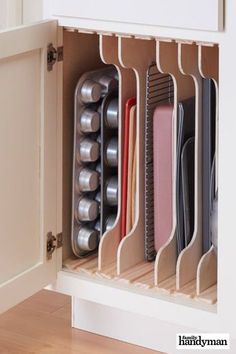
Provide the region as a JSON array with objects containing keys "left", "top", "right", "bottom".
[
  {"left": 47, "top": 43, "right": 63, "bottom": 72},
  {"left": 47, "top": 232, "right": 63, "bottom": 260}
]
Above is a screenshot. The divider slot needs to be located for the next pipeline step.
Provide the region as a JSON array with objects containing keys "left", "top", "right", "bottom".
[
  {"left": 63, "top": 31, "right": 107, "bottom": 267},
  {"left": 196, "top": 44, "right": 219, "bottom": 303},
  {"left": 117, "top": 37, "right": 156, "bottom": 275},
  {"left": 98, "top": 35, "right": 136, "bottom": 275},
  {"left": 175, "top": 43, "right": 203, "bottom": 295},
  {"left": 199, "top": 44, "right": 219, "bottom": 192},
  {"left": 154, "top": 41, "right": 195, "bottom": 291},
  {"left": 196, "top": 247, "right": 217, "bottom": 304}
]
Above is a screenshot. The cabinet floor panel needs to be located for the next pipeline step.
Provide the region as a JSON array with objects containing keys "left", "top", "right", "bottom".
[
  {"left": 63, "top": 257, "right": 217, "bottom": 307},
  {"left": 117, "top": 262, "right": 154, "bottom": 283},
  {"left": 157, "top": 275, "right": 176, "bottom": 294},
  {"left": 196, "top": 284, "right": 217, "bottom": 305},
  {"left": 175, "top": 280, "right": 196, "bottom": 299},
  {"left": 64, "top": 255, "right": 98, "bottom": 275},
  {"left": 96, "top": 263, "right": 117, "bottom": 279}
]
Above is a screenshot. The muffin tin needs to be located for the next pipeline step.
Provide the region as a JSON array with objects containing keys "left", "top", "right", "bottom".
[
  {"left": 72, "top": 66, "right": 119, "bottom": 257},
  {"left": 100, "top": 92, "right": 119, "bottom": 236}
]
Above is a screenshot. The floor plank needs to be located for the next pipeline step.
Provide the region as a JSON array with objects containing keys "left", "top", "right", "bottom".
[{"left": 0, "top": 290, "right": 160, "bottom": 354}]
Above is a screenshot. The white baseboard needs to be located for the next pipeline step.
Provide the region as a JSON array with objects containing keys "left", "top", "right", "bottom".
[{"left": 72, "top": 297, "right": 198, "bottom": 354}]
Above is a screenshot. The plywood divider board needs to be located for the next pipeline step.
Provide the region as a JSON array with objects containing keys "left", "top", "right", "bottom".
[
  {"left": 199, "top": 45, "right": 219, "bottom": 82},
  {"left": 98, "top": 35, "right": 136, "bottom": 272},
  {"left": 117, "top": 38, "right": 156, "bottom": 275},
  {"left": 154, "top": 41, "right": 194, "bottom": 286},
  {"left": 196, "top": 246, "right": 217, "bottom": 298},
  {"left": 196, "top": 45, "right": 219, "bottom": 297},
  {"left": 199, "top": 45, "right": 219, "bottom": 191},
  {"left": 176, "top": 43, "right": 203, "bottom": 291}
]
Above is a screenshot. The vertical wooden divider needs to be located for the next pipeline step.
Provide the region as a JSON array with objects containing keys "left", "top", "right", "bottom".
[
  {"left": 154, "top": 41, "right": 194, "bottom": 290},
  {"left": 176, "top": 43, "right": 203, "bottom": 296},
  {"left": 98, "top": 35, "right": 136, "bottom": 274},
  {"left": 117, "top": 37, "right": 156, "bottom": 275},
  {"left": 196, "top": 45, "right": 219, "bottom": 302},
  {"left": 196, "top": 248, "right": 217, "bottom": 303},
  {"left": 199, "top": 44, "right": 219, "bottom": 191}
]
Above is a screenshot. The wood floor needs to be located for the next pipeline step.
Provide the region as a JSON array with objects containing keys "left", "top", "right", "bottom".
[{"left": 0, "top": 290, "right": 160, "bottom": 354}]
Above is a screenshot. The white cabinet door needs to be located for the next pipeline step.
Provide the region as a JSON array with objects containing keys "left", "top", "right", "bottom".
[{"left": 0, "top": 20, "right": 61, "bottom": 313}]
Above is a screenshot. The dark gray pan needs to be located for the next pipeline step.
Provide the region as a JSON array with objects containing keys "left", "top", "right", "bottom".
[
  {"left": 202, "top": 79, "right": 216, "bottom": 253},
  {"left": 181, "top": 137, "right": 195, "bottom": 248},
  {"left": 176, "top": 97, "right": 195, "bottom": 255}
]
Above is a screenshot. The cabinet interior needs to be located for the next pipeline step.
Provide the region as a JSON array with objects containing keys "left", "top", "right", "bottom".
[{"left": 62, "top": 28, "right": 218, "bottom": 311}]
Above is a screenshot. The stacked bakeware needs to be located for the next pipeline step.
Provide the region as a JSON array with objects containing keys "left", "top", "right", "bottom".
[
  {"left": 72, "top": 66, "right": 119, "bottom": 257},
  {"left": 144, "top": 63, "right": 174, "bottom": 261}
]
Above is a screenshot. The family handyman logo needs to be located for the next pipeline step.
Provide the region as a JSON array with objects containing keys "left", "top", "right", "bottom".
[{"left": 177, "top": 333, "right": 230, "bottom": 350}]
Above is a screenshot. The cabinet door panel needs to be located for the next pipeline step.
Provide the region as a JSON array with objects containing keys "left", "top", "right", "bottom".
[{"left": 0, "top": 20, "right": 60, "bottom": 313}]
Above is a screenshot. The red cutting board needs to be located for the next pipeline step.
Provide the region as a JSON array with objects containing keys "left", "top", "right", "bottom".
[
  {"left": 121, "top": 97, "right": 136, "bottom": 239},
  {"left": 126, "top": 105, "right": 137, "bottom": 234}
]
